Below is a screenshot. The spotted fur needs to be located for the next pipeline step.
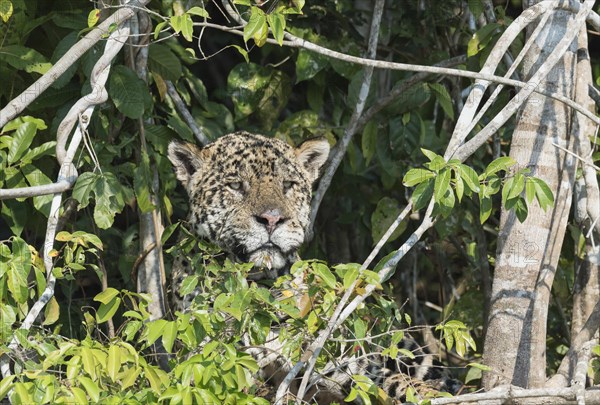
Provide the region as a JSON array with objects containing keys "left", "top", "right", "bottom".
[{"left": 167, "top": 132, "right": 460, "bottom": 402}]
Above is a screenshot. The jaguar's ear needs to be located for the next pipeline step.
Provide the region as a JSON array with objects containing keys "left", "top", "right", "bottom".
[
  {"left": 168, "top": 141, "right": 204, "bottom": 188},
  {"left": 295, "top": 138, "right": 330, "bottom": 183}
]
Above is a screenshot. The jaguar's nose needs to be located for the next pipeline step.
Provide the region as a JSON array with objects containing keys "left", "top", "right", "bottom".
[{"left": 254, "top": 209, "right": 286, "bottom": 234}]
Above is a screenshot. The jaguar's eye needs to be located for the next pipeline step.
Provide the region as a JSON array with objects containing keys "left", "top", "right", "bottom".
[
  {"left": 283, "top": 181, "right": 295, "bottom": 191},
  {"left": 228, "top": 181, "right": 243, "bottom": 191}
]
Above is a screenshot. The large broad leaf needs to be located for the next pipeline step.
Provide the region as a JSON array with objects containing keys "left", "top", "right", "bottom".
[
  {"left": 108, "top": 65, "right": 149, "bottom": 119},
  {"left": 227, "top": 62, "right": 276, "bottom": 119},
  {"left": 295, "top": 49, "right": 328, "bottom": 83},
  {"left": 0, "top": 45, "right": 52, "bottom": 74},
  {"left": 266, "top": 12, "right": 286, "bottom": 45},
  {"left": 429, "top": 83, "right": 454, "bottom": 120},
  {"left": 7, "top": 237, "right": 31, "bottom": 304},
  {"left": 72, "top": 172, "right": 128, "bottom": 229},
  {"left": 148, "top": 43, "right": 182, "bottom": 82},
  {"left": 371, "top": 197, "right": 407, "bottom": 244},
  {"left": 8, "top": 122, "right": 36, "bottom": 164},
  {"left": 134, "top": 150, "right": 156, "bottom": 213},
  {"left": 21, "top": 165, "right": 52, "bottom": 216}
]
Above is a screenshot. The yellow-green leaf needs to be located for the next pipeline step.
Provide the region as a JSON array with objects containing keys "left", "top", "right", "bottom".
[
  {"left": 87, "top": 9, "right": 100, "bottom": 27},
  {"left": 107, "top": 345, "right": 121, "bottom": 382},
  {"left": 78, "top": 376, "right": 100, "bottom": 403},
  {"left": 42, "top": 296, "right": 60, "bottom": 325}
]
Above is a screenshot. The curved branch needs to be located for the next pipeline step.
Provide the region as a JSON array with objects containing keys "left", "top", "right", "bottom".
[
  {"left": 0, "top": 0, "right": 151, "bottom": 129},
  {"left": 0, "top": 23, "right": 131, "bottom": 380}
]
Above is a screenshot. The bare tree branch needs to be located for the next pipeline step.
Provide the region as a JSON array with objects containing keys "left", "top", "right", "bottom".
[
  {"left": 0, "top": 0, "right": 151, "bottom": 128},
  {"left": 166, "top": 80, "right": 209, "bottom": 145},
  {"left": 430, "top": 384, "right": 600, "bottom": 404}
]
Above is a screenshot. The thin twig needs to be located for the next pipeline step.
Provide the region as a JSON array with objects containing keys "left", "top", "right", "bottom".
[
  {"left": 552, "top": 142, "right": 600, "bottom": 171},
  {"left": 166, "top": 80, "right": 209, "bottom": 145}
]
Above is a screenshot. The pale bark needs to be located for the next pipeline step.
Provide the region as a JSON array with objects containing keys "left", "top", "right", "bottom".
[
  {"left": 127, "top": 9, "right": 168, "bottom": 324},
  {"left": 570, "top": 26, "right": 599, "bottom": 350},
  {"left": 482, "top": 3, "right": 581, "bottom": 389}
]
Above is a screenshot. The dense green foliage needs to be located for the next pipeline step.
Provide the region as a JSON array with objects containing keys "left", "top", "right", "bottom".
[{"left": 1, "top": 0, "right": 598, "bottom": 403}]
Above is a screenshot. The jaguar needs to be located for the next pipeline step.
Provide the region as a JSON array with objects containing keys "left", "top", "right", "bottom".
[{"left": 167, "top": 131, "right": 461, "bottom": 403}]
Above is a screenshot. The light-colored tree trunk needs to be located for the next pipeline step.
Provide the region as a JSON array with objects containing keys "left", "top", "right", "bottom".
[
  {"left": 482, "top": 5, "right": 578, "bottom": 389},
  {"left": 570, "top": 27, "right": 599, "bottom": 344}
]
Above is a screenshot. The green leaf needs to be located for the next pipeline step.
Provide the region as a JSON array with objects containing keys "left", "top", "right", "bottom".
[
  {"left": 267, "top": 12, "right": 286, "bottom": 45},
  {"left": 107, "top": 345, "right": 121, "bottom": 382},
  {"left": 94, "top": 287, "right": 119, "bottom": 304},
  {"left": 169, "top": 15, "right": 182, "bottom": 34},
  {"left": 457, "top": 164, "right": 480, "bottom": 193},
  {"left": 162, "top": 321, "right": 178, "bottom": 353},
  {"left": 427, "top": 156, "right": 447, "bottom": 172},
  {"left": 483, "top": 156, "right": 515, "bottom": 178},
  {"left": 87, "top": 9, "right": 100, "bottom": 27},
  {"left": 146, "top": 319, "right": 168, "bottom": 345},
  {"left": 501, "top": 177, "right": 513, "bottom": 206},
  {"left": 0, "top": 375, "right": 15, "bottom": 400},
  {"left": 80, "top": 347, "right": 97, "bottom": 380},
  {"left": 507, "top": 173, "right": 525, "bottom": 201},
  {"left": 531, "top": 177, "right": 554, "bottom": 210},
  {"left": 0, "top": 45, "right": 52, "bottom": 74},
  {"left": 73, "top": 172, "right": 128, "bottom": 229},
  {"left": 467, "top": 362, "right": 492, "bottom": 371},
  {"left": 313, "top": 263, "right": 336, "bottom": 289},
  {"left": 179, "top": 275, "right": 199, "bottom": 297},
  {"left": 187, "top": 6, "right": 209, "bottom": 18},
  {"left": 108, "top": 65, "right": 149, "bottom": 119},
  {"left": 295, "top": 49, "right": 328, "bottom": 83},
  {"left": 434, "top": 168, "right": 451, "bottom": 203},
  {"left": 525, "top": 178, "right": 536, "bottom": 204},
  {"left": 467, "top": 23, "right": 500, "bottom": 57},
  {"left": 96, "top": 297, "right": 121, "bottom": 323},
  {"left": 370, "top": 197, "right": 407, "bottom": 244},
  {"left": 479, "top": 194, "right": 492, "bottom": 224},
  {"left": 134, "top": 151, "right": 156, "bottom": 213},
  {"left": 180, "top": 14, "right": 194, "bottom": 42},
  {"left": 72, "top": 172, "right": 97, "bottom": 210},
  {"left": 0, "top": 0, "right": 13, "bottom": 23},
  {"left": 514, "top": 197, "right": 528, "bottom": 222},
  {"left": 231, "top": 45, "right": 249, "bottom": 63},
  {"left": 467, "top": 0, "right": 484, "bottom": 18},
  {"left": 403, "top": 168, "right": 434, "bottom": 187},
  {"left": 71, "top": 386, "right": 88, "bottom": 405},
  {"left": 412, "top": 180, "right": 434, "bottom": 211},
  {"left": 22, "top": 165, "right": 52, "bottom": 216},
  {"left": 341, "top": 266, "right": 359, "bottom": 290},
  {"left": 43, "top": 297, "right": 60, "bottom": 326},
  {"left": 20, "top": 141, "right": 56, "bottom": 163},
  {"left": 455, "top": 173, "right": 464, "bottom": 202},
  {"left": 154, "top": 21, "right": 167, "bottom": 39},
  {"left": 121, "top": 366, "right": 141, "bottom": 390},
  {"left": 78, "top": 376, "right": 100, "bottom": 403},
  {"left": 429, "top": 83, "right": 454, "bottom": 120},
  {"left": 7, "top": 237, "right": 30, "bottom": 304},
  {"left": 361, "top": 120, "right": 377, "bottom": 166},
  {"left": 148, "top": 43, "right": 182, "bottom": 82},
  {"left": 244, "top": 7, "right": 267, "bottom": 44},
  {"left": 420, "top": 148, "right": 440, "bottom": 162},
  {"left": 8, "top": 122, "right": 36, "bottom": 163}
]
